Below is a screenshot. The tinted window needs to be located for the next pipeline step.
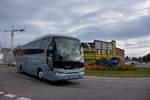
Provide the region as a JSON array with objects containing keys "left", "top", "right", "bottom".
[{"left": 41, "top": 37, "right": 50, "bottom": 49}]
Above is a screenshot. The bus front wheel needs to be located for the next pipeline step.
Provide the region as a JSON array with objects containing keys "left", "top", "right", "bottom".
[{"left": 37, "top": 70, "right": 43, "bottom": 80}]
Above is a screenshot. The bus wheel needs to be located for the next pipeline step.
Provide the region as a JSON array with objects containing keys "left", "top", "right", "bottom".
[{"left": 38, "top": 70, "right": 43, "bottom": 80}]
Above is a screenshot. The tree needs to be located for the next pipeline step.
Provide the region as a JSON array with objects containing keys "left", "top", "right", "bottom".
[
  {"left": 132, "top": 57, "right": 138, "bottom": 62},
  {"left": 125, "top": 56, "right": 131, "bottom": 61},
  {"left": 138, "top": 57, "right": 143, "bottom": 63},
  {"left": 143, "top": 53, "right": 150, "bottom": 62}
]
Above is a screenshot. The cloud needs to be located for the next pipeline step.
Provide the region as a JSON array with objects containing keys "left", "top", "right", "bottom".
[
  {"left": 117, "top": 35, "right": 150, "bottom": 57},
  {"left": 0, "top": 0, "right": 150, "bottom": 57}
]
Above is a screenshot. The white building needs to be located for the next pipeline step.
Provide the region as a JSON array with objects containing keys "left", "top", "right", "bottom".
[{"left": 0, "top": 48, "right": 14, "bottom": 64}]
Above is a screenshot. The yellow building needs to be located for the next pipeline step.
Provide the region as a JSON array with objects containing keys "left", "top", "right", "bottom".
[{"left": 82, "top": 40, "right": 125, "bottom": 64}]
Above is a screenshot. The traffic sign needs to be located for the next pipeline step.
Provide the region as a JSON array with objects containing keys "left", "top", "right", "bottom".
[{"left": 109, "top": 57, "right": 120, "bottom": 65}]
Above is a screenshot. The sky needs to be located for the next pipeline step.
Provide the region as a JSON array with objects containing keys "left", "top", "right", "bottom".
[{"left": 0, "top": 0, "right": 150, "bottom": 57}]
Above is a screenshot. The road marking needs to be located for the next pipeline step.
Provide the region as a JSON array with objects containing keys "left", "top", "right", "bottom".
[
  {"left": 17, "top": 97, "right": 32, "bottom": 100},
  {"left": 0, "top": 90, "right": 32, "bottom": 100},
  {"left": 85, "top": 76, "right": 150, "bottom": 80},
  {"left": 4, "top": 93, "right": 17, "bottom": 98},
  {"left": 0, "top": 91, "right": 4, "bottom": 94}
]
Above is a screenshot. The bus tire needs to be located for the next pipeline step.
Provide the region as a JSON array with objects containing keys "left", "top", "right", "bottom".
[{"left": 37, "top": 69, "right": 43, "bottom": 80}]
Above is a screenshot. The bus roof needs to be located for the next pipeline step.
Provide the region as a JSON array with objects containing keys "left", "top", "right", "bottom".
[
  {"left": 15, "top": 34, "right": 79, "bottom": 48},
  {"left": 34, "top": 34, "right": 79, "bottom": 41}
]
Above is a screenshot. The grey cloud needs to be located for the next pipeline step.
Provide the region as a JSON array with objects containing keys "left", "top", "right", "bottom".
[
  {"left": 0, "top": 0, "right": 150, "bottom": 56},
  {"left": 74, "top": 15, "right": 150, "bottom": 41},
  {"left": 124, "top": 39, "right": 150, "bottom": 49}
]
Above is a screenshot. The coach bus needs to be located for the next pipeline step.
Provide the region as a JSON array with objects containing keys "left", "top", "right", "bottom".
[{"left": 14, "top": 35, "right": 85, "bottom": 81}]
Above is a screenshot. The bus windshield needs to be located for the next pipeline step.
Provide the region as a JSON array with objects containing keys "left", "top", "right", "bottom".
[{"left": 53, "top": 37, "right": 83, "bottom": 62}]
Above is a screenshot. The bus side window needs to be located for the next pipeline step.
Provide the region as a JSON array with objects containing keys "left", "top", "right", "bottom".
[{"left": 41, "top": 38, "right": 49, "bottom": 50}]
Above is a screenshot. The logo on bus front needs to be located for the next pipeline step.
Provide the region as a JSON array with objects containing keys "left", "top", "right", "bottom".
[{"left": 65, "top": 66, "right": 71, "bottom": 69}]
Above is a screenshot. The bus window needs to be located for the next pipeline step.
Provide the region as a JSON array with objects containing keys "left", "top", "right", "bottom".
[{"left": 41, "top": 38, "right": 50, "bottom": 49}]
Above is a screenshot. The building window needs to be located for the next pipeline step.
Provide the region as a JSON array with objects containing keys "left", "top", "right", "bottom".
[
  {"left": 108, "top": 50, "right": 112, "bottom": 54},
  {"left": 97, "top": 49, "right": 102, "bottom": 54},
  {"left": 102, "top": 49, "right": 105, "bottom": 54}
]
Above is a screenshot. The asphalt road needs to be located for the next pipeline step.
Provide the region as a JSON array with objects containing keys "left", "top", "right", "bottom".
[{"left": 0, "top": 67, "right": 150, "bottom": 100}]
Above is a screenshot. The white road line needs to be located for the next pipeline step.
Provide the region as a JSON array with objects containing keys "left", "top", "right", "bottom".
[
  {"left": 0, "top": 91, "right": 4, "bottom": 94},
  {"left": 4, "top": 93, "right": 17, "bottom": 98},
  {"left": 16, "top": 97, "right": 32, "bottom": 100},
  {"left": 0, "top": 91, "right": 32, "bottom": 100}
]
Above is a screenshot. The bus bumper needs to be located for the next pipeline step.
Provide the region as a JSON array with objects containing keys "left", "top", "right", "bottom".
[
  {"left": 46, "top": 68, "right": 84, "bottom": 81},
  {"left": 52, "top": 69, "right": 85, "bottom": 81},
  {"left": 54, "top": 73, "right": 84, "bottom": 81}
]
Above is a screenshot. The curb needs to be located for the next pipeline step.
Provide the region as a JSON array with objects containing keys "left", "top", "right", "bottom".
[{"left": 84, "top": 76, "right": 150, "bottom": 80}]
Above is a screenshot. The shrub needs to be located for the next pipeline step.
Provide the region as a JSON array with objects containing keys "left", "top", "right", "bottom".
[
  {"left": 85, "top": 60, "right": 97, "bottom": 70},
  {"left": 117, "top": 63, "right": 136, "bottom": 71}
]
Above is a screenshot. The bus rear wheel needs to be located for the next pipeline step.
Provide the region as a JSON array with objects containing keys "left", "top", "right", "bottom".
[{"left": 37, "top": 70, "right": 43, "bottom": 80}]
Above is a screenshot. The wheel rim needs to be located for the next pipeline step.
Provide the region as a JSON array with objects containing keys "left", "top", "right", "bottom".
[{"left": 38, "top": 71, "right": 43, "bottom": 79}]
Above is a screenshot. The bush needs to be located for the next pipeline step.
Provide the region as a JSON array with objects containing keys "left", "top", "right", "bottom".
[
  {"left": 96, "top": 65, "right": 107, "bottom": 70},
  {"left": 88, "top": 60, "right": 96, "bottom": 65},
  {"left": 117, "top": 64, "right": 136, "bottom": 71},
  {"left": 85, "top": 60, "right": 97, "bottom": 70},
  {"left": 85, "top": 58, "right": 137, "bottom": 71},
  {"left": 96, "top": 59, "right": 115, "bottom": 70}
]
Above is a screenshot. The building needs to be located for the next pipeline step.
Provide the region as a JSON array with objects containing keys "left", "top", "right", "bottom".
[
  {"left": 82, "top": 40, "right": 125, "bottom": 64},
  {"left": 0, "top": 48, "right": 14, "bottom": 64},
  {"left": 115, "top": 48, "right": 125, "bottom": 62}
]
